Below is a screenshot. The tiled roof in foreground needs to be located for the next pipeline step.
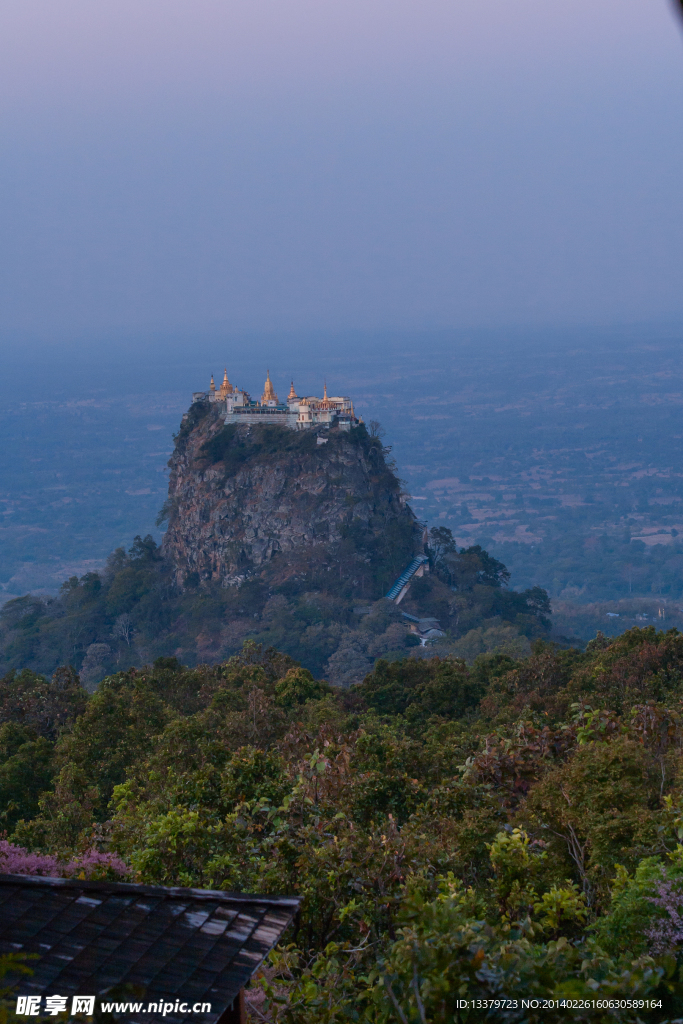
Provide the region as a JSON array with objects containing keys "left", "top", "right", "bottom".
[{"left": 0, "top": 873, "right": 300, "bottom": 1023}]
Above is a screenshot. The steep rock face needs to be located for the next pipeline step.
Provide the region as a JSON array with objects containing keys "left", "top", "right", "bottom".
[{"left": 162, "top": 403, "right": 416, "bottom": 589}]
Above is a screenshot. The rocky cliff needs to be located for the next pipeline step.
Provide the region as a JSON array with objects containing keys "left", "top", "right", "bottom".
[{"left": 161, "top": 401, "right": 418, "bottom": 596}]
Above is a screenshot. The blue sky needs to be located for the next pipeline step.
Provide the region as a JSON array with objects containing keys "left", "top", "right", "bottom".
[{"left": 1, "top": 0, "right": 682, "bottom": 338}]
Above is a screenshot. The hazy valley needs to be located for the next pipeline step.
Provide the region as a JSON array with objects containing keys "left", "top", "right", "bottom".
[{"left": 3, "top": 328, "right": 683, "bottom": 646}]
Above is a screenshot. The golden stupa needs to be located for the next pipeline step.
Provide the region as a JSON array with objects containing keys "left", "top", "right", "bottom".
[{"left": 261, "top": 371, "right": 278, "bottom": 404}]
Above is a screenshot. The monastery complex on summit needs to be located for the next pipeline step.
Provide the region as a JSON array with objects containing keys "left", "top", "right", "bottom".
[{"left": 193, "top": 370, "right": 359, "bottom": 431}]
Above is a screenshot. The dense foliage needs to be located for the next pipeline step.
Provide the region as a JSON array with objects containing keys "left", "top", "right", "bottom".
[
  {"left": 3, "top": 629, "right": 683, "bottom": 1019},
  {"left": 0, "top": 523, "right": 550, "bottom": 688}
]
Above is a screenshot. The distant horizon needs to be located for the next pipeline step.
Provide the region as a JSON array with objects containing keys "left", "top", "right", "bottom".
[
  {"left": 3, "top": 317, "right": 683, "bottom": 414},
  {"left": 4, "top": 313, "right": 683, "bottom": 354}
]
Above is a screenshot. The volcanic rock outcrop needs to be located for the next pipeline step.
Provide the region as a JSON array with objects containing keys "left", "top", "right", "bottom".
[{"left": 162, "top": 401, "right": 418, "bottom": 590}]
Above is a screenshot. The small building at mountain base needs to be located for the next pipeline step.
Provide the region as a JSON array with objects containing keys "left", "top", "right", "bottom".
[{"left": 0, "top": 874, "right": 300, "bottom": 1024}]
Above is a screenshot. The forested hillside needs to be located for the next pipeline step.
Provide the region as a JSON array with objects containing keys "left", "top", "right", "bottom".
[
  {"left": 0, "top": 525, "right": 550, "bottom": 688},
  {"left": 2, "top": 628, "right": 683, "bottom": 1020},
  {"left": 0, "top": 530, "right": 550, "bottom": 688}
]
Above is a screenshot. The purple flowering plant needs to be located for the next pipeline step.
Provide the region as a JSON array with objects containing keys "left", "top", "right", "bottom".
[
  {"left": 0, "top": 840, "right": 129, "bottom": 881},
  {"left": 646, "top": 878, "right": 683, "bottom": 956}
]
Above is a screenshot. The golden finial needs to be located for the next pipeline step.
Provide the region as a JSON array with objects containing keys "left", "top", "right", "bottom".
[
  {"left": 210, "top": 374, "right": 216, "bottom": 392},
  {"left": 288, "top": 380, "right": 297, "bottom": 400},
  {"left": 323, "top": 380, "right": 328, "bottom": 399}
]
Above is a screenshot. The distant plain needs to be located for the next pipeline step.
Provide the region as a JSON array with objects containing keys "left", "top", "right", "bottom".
[{"left": 3, "top": 326, "right": 683, "bottom": 643}]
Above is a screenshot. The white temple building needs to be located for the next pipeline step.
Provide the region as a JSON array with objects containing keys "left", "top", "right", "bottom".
[{"left": 192, "top": 370, "right": 358, "bottom": 431}]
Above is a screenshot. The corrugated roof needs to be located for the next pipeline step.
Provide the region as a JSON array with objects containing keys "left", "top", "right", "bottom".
[{"left": 0, "top": 874, "right": 299, "bottom": 1023}]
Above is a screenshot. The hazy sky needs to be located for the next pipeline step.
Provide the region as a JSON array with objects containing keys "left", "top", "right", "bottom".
[{"left": 1, "top": 0, "right": 683, "bottom": 338}]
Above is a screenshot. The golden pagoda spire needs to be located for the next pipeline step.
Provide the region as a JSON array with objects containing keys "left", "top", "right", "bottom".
[
  {"left": 323, "top": 380, "right": 328, "bottom": 400},
  {"left": 210, "top": 374, "right": 216, "bottom": 392},
  {"left": 288, "top": 380, "right": 297, "bottom": 400},
  {"left": 261, "top": 370, "right": 278, "bottom": 405},
  {"left": 219, "top": 368, "right": 232, "bottom": 396}
]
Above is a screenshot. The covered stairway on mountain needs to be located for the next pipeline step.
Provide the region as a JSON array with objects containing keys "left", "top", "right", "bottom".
[{"left": 385, "top": 554, "right": 429, "bottom": 604}]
